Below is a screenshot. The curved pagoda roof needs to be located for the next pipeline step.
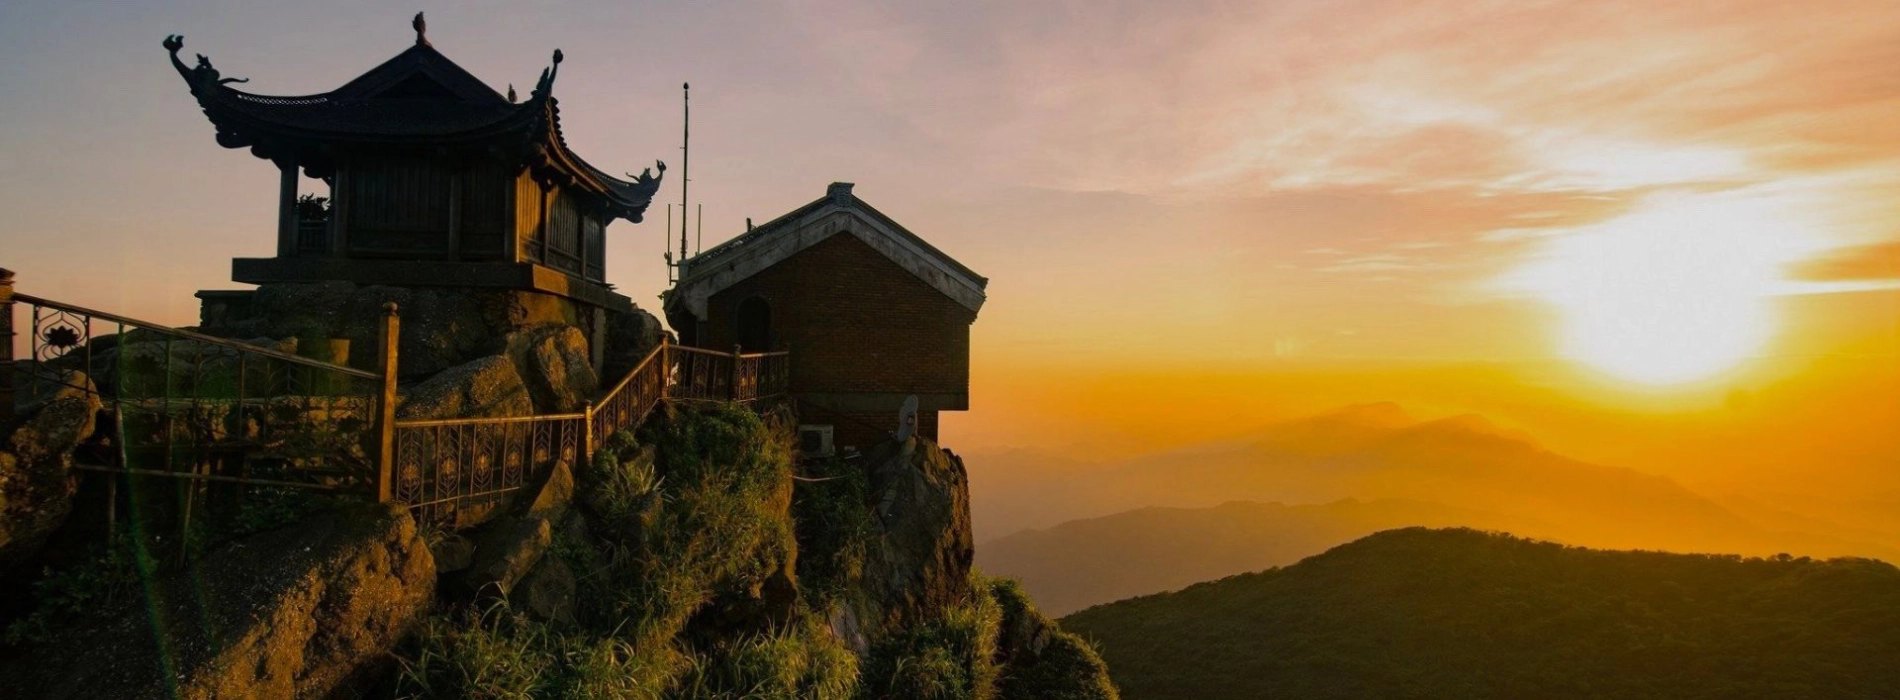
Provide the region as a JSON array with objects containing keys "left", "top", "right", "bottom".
[{"left": 163, "top": 20, "right": 663, "bottom": 222}]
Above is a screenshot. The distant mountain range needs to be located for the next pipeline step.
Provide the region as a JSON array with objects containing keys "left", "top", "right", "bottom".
[
  {"left": 979, "top": 498, "right": 1542, "bottom": 616},
  {"left": 1061, "top": 528, "right": 1900, "bottom": 699},
  {"left": 970, "top": 403, "right": 1900, "bottom": 614}
]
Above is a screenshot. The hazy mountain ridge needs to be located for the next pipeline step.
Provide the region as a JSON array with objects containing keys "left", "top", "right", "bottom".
[
  {"left": 971, "top": 404, "right": 1900, "bottom": 613},
  {"left": 1061, "top": 528, "right": 1900, "bottom": 699},
  {"left": 977, "top": 498, "right": 1550, "bottom": 616}
]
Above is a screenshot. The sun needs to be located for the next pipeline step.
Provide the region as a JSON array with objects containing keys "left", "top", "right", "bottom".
[{"left": 1504, "top": 191, "right": 1821, "bottom": 385}]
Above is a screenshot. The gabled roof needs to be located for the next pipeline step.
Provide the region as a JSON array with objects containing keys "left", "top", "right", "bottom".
[
  {"left": 162, "top": 21, "right": 663, "bottom": 222},
  {"left": 327, "top": 44, "right": 509, "bottom": 103},
  {"left": 667, "top": 183, "right": 988, "bottom": 318}
]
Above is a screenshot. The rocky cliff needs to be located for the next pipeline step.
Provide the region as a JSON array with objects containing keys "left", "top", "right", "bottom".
[
  {"left": 391, "top": 402, "right": 1117, "bottom": 698},
  {"left": 0, "top": 399, "right": 1115, "bottom": 698}
]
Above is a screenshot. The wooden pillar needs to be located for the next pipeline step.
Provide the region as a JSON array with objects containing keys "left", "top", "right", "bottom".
[
  {"left": 0, "top": 267, "right": 14, "bottom": 423},
  {"left": 330, "top": 166, "right": 350, "bottom": 256},
  {"left": 374, "top": 302, "right": 400, "bottom": 503},
  {"left": 276, "top": 160, "right": 298, "bottom": 257},
  {"left": 578, "top": 215, "right": 590, "bottom": 279},
  {"left": 539, "top": 185, "right": 553, "bottom": 264}
]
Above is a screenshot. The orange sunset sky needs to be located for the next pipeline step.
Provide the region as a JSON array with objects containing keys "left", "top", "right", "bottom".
[{"left": 2, "top": 2, "right": 1896, "bottom": 501}]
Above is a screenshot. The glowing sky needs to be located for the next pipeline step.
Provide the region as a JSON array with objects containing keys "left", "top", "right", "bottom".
[{"left": 1, "top": 2, "right": 1896, "bottom": 482}]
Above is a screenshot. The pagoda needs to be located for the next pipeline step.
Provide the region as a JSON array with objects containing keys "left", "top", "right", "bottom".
[{"left": 165, "top": 14, "right": 661, "bottom": 315}]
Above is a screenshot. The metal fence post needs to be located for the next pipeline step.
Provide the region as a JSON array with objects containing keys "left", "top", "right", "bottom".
[
  {"left": 0, "top": 267, "right": 13, "bottom": 423},
  {"left": 730, "top": 344, "right": 744, "bottom": 401},
  {"left": 659, "top": 335, "right": 671, "bottom": 399},
  {"left": 582, "top": 399, "right": 596, "bottom": 462},
  {"left": 374, "top": 302, "right": 400, "bottom": 503}
]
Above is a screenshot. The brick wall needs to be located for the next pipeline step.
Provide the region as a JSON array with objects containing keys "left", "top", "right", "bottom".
[{"left": 694, "top": 232, "right": 974, "bottom": 448}]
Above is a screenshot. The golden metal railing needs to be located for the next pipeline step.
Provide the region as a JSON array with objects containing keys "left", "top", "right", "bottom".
[
  {"left": 2, "top": 269, "right": 398, "bottom": 547},
  {"left": 389, "top": 338, "right": 791, "bottom": 522},
  {"left": 1, "top": 266, "right": 792, "bottom": 529}
]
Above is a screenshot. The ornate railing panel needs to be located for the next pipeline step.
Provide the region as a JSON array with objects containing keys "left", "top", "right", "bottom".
[
  {"left": 735, "top": 351, "right": 790, "bottom": 402},
  {"left": 391, "top": 414, "right": 584, "bottom": 524},
  {"left": 590, "top": 344, "right": 666, "bottom": 443},
  {"left": 669, "top": 344, "right": 734, "bottom": 401}
]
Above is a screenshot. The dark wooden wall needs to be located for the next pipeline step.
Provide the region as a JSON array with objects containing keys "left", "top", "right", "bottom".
[
  {"left": 341, "top": 153, "right": 517, "bottom": 259},
  {"left": 688, "top": 232, "right": 976, "bottom": 449},
  {"left": 346, "top": 155, "right": 452, "bottom": 255},
  {"left": 547, "top": 189, "right": 584, "bottom": 274},
  {"left": 458, "top": 159, "right": 511, "bottom": 260},
  {"left": 325, "top": 154, "right": 608, "bottom": 282}
]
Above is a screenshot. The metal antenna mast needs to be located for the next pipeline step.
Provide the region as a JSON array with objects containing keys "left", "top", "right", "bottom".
[{"left": 679, "top": 82, "right": 690, "bottom": 268}]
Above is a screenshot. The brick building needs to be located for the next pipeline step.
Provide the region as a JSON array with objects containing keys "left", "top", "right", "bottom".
[{"left": 663, "top": 183, "right": 987, "bottom": 451}]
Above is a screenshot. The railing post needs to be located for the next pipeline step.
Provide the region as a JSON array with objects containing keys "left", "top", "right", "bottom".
[
  {"left": 730, "top": 344, "right": 744, "bottom": 401},
  {"left": 582, "top": 399, "right": 595, "bottom": 461},
  {"left": 0, "top": 267, "right": 13, "bottom": 424},
  {"left": 659, "top": 335, "right": 670, "bottom": 399},
  {"left": 374, "top": 302, "right": 400, "bottom": 503}
]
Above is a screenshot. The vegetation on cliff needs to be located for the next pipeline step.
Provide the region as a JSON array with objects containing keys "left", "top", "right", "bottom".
[
  {"left": 1062, "top": 527, "right": 1900, "bottom": 699},
  {"left": 395, "top": 403, "right": 1116, "bottom": 699}
]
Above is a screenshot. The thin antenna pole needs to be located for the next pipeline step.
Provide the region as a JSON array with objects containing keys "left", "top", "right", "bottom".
[
  {"left": 696, "top": 203, "right": 703, "bottom": 254},
  {"left": 680, "top": 82, "right": 690, "bottom": 267}
]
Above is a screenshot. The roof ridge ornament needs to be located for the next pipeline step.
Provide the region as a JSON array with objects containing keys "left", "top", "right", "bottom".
[
  {"left": 627, "top": 161, "right": 667, "bottom": 188},
  {"left": 413, "top": 12, "right": 430, "bottom": 47},
  {"left": 529, "top": 49, "right": 565, "bottom": 101},
  {"left": 163, "top": 35, "right": 248, "bottom": 93}
]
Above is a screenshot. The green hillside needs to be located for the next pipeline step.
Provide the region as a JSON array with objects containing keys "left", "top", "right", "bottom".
[
  {"left": 979, "top": 499, "right": 1544, "bottom": 615},
  {"left": 1062, "top": 528, "right": 1900, "bottom": 699}
]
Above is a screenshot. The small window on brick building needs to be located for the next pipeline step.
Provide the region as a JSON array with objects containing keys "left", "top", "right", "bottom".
[{"left": 737, "top": 297, "right": 772, "bottom": 352}]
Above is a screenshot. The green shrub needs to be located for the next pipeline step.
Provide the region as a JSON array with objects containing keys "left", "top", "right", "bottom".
[
  {"left": 228, "top": 485, "right": 337, "bottom": 537},
  {"left": 392, "top": 404, "right": 1110, "bottom": 699},
  {"left": 396, "top": 403, "right": 813, "bottom": 697},
  {"left": 676, "top": 614, "right": 860, "bottom": 699},
  {"left": 4, "top": 533, "right": 157, "bottom": 645},
  {"left": 396, "top": 606, "right": 557, "bottom": 699},
  {"left": 579, "top": 431, "right": 663, "bottom": 539},
  {"left": 792, "top": 455, "right": 875, "bottom": 601},
  {"left": 861, "top": 580, "right": 1003, "bottom": 700},
  {"left": 987, "top": 577, "right": 1118, "bottom": 700}
]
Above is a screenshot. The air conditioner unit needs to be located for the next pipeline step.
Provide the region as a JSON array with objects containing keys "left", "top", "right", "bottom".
[{"left": 797, "top": 424, "right": 835, "bottom": 458}]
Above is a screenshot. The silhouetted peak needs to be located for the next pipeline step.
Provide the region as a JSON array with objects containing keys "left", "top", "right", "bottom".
[
  {"left": 1322, "top": 402, "right": 1416, "bottom": 429},
  {"left": 1402, "top": 413, "right": 1533, "bottom": 444}
]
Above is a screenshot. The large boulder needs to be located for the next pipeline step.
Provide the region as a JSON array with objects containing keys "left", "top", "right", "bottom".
[
  {"left": 1, "top": 371, "right": 101, "bottom": 570},
  {"left": 4, "top": 502, "right": 436, "bottom": 699},
  {"left": 503, "top": 324, "right": 599, "bottom": 413},
  {"left": 603, "top": 307, "right": 667, "bottom": 381},
  {"left": 201, "top": 282, "right": 607, "bottom": 379},
  {"left": 397, "top": 355, "right": 533, "bottom": 420},
  {"left": 838, "top": 437, "right": 975, "bottom": 646},
  {"left": 456, "top": 514, "right": 553, "bottom": 600},
  {"left": 512, "top": 552, "right": 577, "bottom": 624},
  {"left": 82, "top": 335, "right": 303, "bottom": 397},
  {"left": 211, "top": 282, "right": 490, "bottom": 378}
]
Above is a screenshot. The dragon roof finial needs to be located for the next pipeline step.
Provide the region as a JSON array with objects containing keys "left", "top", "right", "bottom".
[{"left": 413, "top": 12, "right": 430, "bottom": 47}]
